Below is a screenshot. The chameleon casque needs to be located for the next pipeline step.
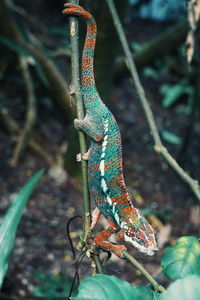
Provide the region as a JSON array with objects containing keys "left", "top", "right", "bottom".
[{"left": 63, "top": 3, "right": 158, "bottom": 258}]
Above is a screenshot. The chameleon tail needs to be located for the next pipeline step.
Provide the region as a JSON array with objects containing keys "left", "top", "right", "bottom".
[{"left": 63, "top": 3, "right": 97, "bottom": 94}]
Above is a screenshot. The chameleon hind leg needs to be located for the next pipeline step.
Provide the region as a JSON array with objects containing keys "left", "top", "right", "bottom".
[
  {"left": 74, "top": 115, "right": 104, "bottom": 142},
  {"left": 94, "top": 221, "right": 127, "bottom": 258}
]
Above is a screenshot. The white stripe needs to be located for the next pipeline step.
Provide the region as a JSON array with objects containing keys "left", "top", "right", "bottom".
[
  {"left": 99, "top": 120, "right": 121, "bottom": 225},
  {"left": 99, "top": 160, "right": 105, "bottom": 176},
  {"left": 101, "top": 178, "right": 108, "bottom": 193},
  {"left": 106, "top": 195, "right": 112, "bottom": 205}
]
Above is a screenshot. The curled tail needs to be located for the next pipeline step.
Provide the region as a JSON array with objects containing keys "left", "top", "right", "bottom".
[{"left": 63, "top": 3, "right": 97, "bottom": 91}]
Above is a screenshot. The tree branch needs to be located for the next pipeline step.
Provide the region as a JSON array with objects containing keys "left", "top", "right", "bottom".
[
  {"left": 11, "top": 55, "right": 37, "bottom": 166},
  {"left": 67, "top": 0, "right": 91, "bottom": 244},
  {"left": 106, "top": 0, "right": 200, "bottom": 202},
  {"left": 0, "top": 108, "right": 55, "bottom": 166},
  {"left": 122, "top": 251, "right": 166, "bottom": 293}
]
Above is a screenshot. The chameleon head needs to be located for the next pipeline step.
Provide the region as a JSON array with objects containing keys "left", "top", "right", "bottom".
[{"left": 120, "top": 209, "right": 158, "bottom": 256}]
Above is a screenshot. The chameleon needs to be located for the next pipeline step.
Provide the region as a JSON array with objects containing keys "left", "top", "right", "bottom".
[{"left": 63, "top": 3, "right": 158, "bottom": 258}]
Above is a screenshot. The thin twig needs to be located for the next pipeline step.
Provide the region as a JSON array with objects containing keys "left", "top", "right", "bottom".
[
  {"left": 68, "top": 0, "right": 91, "bottom": 244},
  {"left": 7, "top": 0, "right": 48, "bottom": 34},
  {"left": 90, "top": 253, "right": 103, "bottom": 274},
  {"left": 122, "top": 251, "right": 165, "bottom": 293},
  {"left": 0, "top": 108, "right": 55, "bottom": 166},
  {"left": 106, "top": 0, "right": 200, "bottom": 202},
  {"left": 11, "top": 55, "right": 37, "bottom": 166}
]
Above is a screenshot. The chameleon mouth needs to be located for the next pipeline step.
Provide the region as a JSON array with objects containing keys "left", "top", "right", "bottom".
[{"left": 124, "top": 234, "right": 158, "bottom": 256}]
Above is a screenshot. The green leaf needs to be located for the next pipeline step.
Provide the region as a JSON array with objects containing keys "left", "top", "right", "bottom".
[
  {"left": 160, "top": 275, "right": 200, "bottom": 300},
  {"left": 132, "top": 285, "right": 160, "bottom": 299},
  {"left": 161, "top": 130, "right": 182, "bottom": 145},
  {"left": 161, "top": 236, "right": 200, "bottom": 280},
  {"left": 0, "top": 169, "right": 44, "bottom": 289},
  {"left": 143, "top": 67, "right": 158, "bottom": 79},
  {"left": 71, "top": 274, "right": 135, "bottom": 300},
  {"left": 32, "top": 272, "right": 76, "bottom": 299}
]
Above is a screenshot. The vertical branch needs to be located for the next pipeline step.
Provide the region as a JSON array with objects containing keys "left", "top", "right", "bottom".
[
  {"left": 11, "top": 56, "right": 37, "bottom": 166},
  {"left": 68, "top": 0, "right": 91, "bottom": 243},
  {"left": 106, "top": 0, "right": 200, "bottom": 202}
]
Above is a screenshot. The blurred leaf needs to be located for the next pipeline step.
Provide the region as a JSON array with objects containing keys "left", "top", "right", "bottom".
[
  {"left": 143, "top": 67, "right": 159, "bottom": 79},
  {"left": 12, "top": 12, "right": 31, "bottom": 42},
  {"left": 160, "top": 83, "right": 184, "bottom": 108},
  {"left": 130, "top": 42, "right": 143, "bottom": 52},
  {"left": 160, "top": 81, "right": 192, "bottom": 108},
  {"left": 160, "top": 275, "right": 200, "bottom": 300},
  {"left": 161, "top": 130, "right": 182, "bottom": 145},
  {"left": 32, "top": 272, "right": 76, "bottom": 299},
  {"left": 0, "top": 36, "right": 30, "bottom": 56},
  {"left": 34, "top": 58, "right": 49, "bottom": 88},
  {"left": 161, "top": 236, "right": 200, "bottom": 280},
  {"left": 0, "top": 36, "right": 49, "bottom": 88},
  {"left": 71, "top": 274, "right": 135, "bottom": 300},
  {"left": 0, "top": 169, "right": 44, "bottom": 289}
]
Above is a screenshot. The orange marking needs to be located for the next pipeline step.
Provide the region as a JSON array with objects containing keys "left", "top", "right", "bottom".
[
  {"left": 85, "top": 37, "right": 95, "bottom": 48},
  {"left": 82, "top": 57, "right": 91, "bottom": 65},
  {"left": 63, "top": 7, "right": 92, "bottom": 21},
  {"left": 82, "top": 75, "right": 94, "bottom": 86},
  {"left": 119, "top": 206, "right": 132, "bottom": 215},
  {"left": 82, "top": 57, "right": 93, "bottom": 71},
  {"left": 88, "top": 23, "right": 97, "bottom": 35}
]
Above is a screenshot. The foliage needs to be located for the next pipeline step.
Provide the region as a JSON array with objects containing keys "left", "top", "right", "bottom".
[
  {"left": 160, "top": 275, "right": 200, "bottom": 300},
  {"left": 161, "top": 236, "right": 200, "bottom": 280},
  {"left": 32, "top": 272, "right": 76, "bottom": 299},
  {"left": 161, "top": 130, "right": 182, "bottom": 145},
  {"left": 160, "top": 80, "right": 192, "bottom": 109},
  {"left": 58, "top": 236, "right": 200, "bottom": 300},
  {"left": 0, "top": 169, "right": 44, "bottom": 289},
  {"left": 71, "top": 274, "right": 137, "bottom": 300}
]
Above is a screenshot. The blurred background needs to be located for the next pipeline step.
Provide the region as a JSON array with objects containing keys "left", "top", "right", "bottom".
[{"left": 0, "top": 0, "right": 200, "bottom": 298}]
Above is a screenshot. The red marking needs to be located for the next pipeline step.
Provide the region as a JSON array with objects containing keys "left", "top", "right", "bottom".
[
  {"left": 82, "top": 75, "right": 94, "bottom": 86},
  {"left": 94, "top": 222, "right": 126, "bottom": 258},
  {"left": 63, "top": 7, "right": 92, "bottom": 21},
  {"left": 82, "top": 57, "right": 92, "bottom": 65},
  {"left": 119, "top": 206, "right": 132, "bottom": 216},
  {"left": 88, "top": 23, "right": 97, "bottom": 35},
  {"left": 82, "top": 57, "right": 93, "bottom": 71},
  {"left": 64, "top": 3, "right": 83, "bottom": 10},
  {"left": 88, "top": 162, "right": 101, "bottom": 181},
  {"left": 85, "top": 37, "right": 95, "bottom": 48},
  {"left": 115, "top": 174, "right": 126, "bottom": 190}
]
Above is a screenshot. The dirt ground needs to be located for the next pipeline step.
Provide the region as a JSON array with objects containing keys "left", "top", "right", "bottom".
[{"left": 0, "top": 10, "right": 200, "bottom": 300}]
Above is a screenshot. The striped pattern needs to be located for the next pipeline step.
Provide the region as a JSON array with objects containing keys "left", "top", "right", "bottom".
[{"left": 63, "top": 3, "right": 158, "bottom": 258}]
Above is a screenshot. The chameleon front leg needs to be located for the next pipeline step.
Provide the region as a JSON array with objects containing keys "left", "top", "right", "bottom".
[
  {"left": 74, "top": 114, "right": 104, "bottom": 142},
  {"left": 94, "top": 221, "right": 127, "bottom": 258},
  {"left": 76, "top": 150, "right": 90, "bottom": 162}
]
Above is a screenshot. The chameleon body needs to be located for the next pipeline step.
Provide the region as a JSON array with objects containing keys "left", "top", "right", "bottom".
[{"left": 63, "top": 3, "right": 158, "bottom": 258}]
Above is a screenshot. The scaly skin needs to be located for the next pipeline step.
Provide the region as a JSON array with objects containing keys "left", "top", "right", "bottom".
[{"left": 63, "top": 3, "right": 158, "bottom": 258}]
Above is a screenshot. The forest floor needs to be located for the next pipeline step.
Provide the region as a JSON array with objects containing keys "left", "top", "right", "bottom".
[{"left": 0, "top": 13, "right": 200, "bottom": 300}]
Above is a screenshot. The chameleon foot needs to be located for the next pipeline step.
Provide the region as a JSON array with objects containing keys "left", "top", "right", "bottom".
[
  {"left": 94, "top": 224, "right": 127, "bottom": 258},
  {"left": 112, "top": 245, "right": 127, "bottom": 258},
  {"left": 76, "top": 151, "right": 89, "bottom": 162}
]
